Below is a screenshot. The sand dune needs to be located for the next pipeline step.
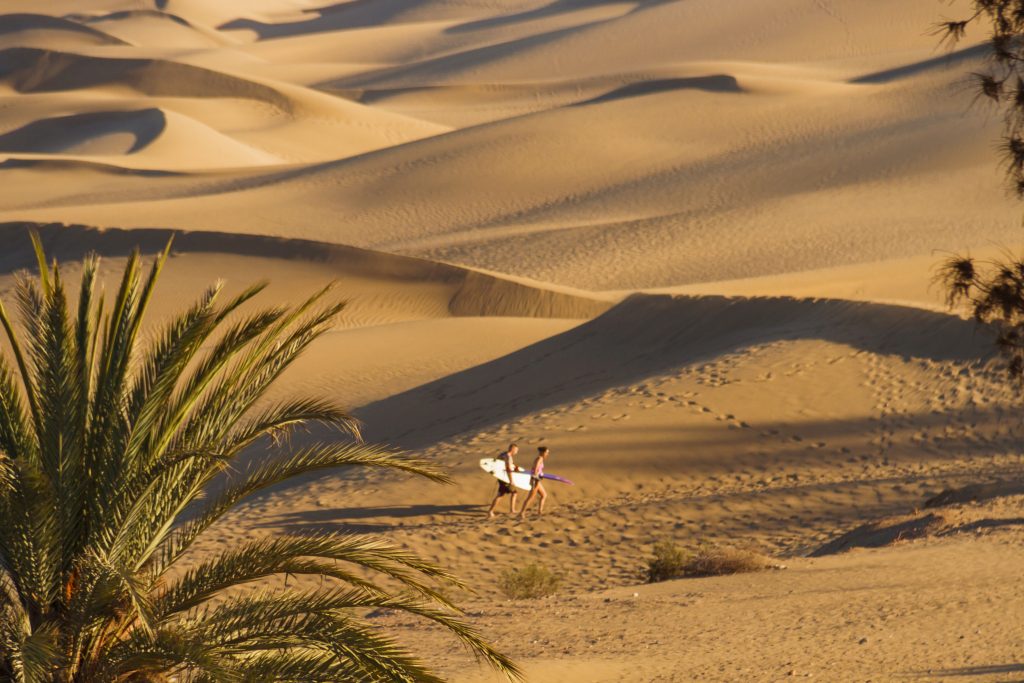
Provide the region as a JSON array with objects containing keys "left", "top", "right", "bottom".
[
  {"left": 228, "top": 281, "right": 1023, "bottom": 632},
  {"left": 4, "top": 1, "right": 1024, "bottom": 680},
  {"left": 74, "top": 9, "right": 231, "bottom": 49},
  {"left": 441, "top": 535, "right": 1024, "bottom": 682},
  {"left": 0, "top": 108, "right": 285, "bottom": 167},
  {"left": 0, "top": 109, "right": 167, "bottom": 155},
  {"left": 0, "top": 222, "right": 609, "bottom": 321},
  {"left": 319, "top": 0, "right": 982, "bottom": 89},
  {"left": 356, "top": 293, "right": 997, "bottom": 448},
  {"left": 0, "top": 47, "right": 293, "bottom": 104},
  {"left": 0, "top": 47, "right": 447, "bottom": 166},
  {"left": 0, "top": 31, "right": 1012, "bottom": 287},
  {"left": 0, "top": 13, "right": 126, "bottom": 48},
  {"left": 0, "top": 222, "right": 608, "bottom": 410}
]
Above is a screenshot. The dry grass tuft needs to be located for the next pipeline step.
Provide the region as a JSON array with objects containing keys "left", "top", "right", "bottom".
[
  {"left": 647, "top": 541, "right": 777, "bottom": 582},
  {"left": 682, "top": 546, "right": 777, "bottom": 578},
  {"left": 499, "top": 563, "right": 562, "bottom": 599}
]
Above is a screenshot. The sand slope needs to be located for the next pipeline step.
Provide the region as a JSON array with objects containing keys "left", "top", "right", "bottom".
[{"left": 0, "top": 33, "right": 1014, "bottom": 286}]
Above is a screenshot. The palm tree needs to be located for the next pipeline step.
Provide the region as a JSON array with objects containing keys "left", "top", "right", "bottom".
[
  {"left": 935, "top": 4, "right": 1024, "bottom": 375},
  {"left": 938, "top": 2, "right": 1024, "bottom": 196},
  {"left": 0, "top": 233, "right": 519, "bottom": 682}
]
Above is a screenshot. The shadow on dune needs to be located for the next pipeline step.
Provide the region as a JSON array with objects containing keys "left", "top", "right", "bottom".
[
  {"left": 814, "top": 489, "right": 1024, "bottom": 557},
  {"left": 924, "top": 480, "right": 1024, "bottom": 508},
  {"left": 0, "top": 222, "right": 610, "bottom": 319},
  {"left": 910, "top": 664, "right": 1024, "bottom": 678},
  {"left": 0, "top": 109, "right": 166, "bottom": 155},
  {"left": 0, "top": 221, "right": 465, "bottom": 277},
  {"left": 445, "top": 0, "right": 671, "bottom": 34},
  {"left": 575, "top": 75, "right": 742, "bottom": 105},
  {"left": 0, "top": 13, "right": 126, "bottom": 43},
  {"left": 851, "top": 42, "right": 989, "bottom": 84},
  {"left": 72, "top": 9, "right": 195, "bottom": 29},
  {"left": 505, "top": 406, "right": 1019, "bottom": 462},
  {"left": 240, "top": 403, "right": 1024, "bottom": 534},
  {"left": 0, "top": 47, "right": 292, "bottom": 111},
  {"left": 219, "top": 0, "right": 427, "bottom": 39},
  {"left": 332, "top": 73, "right": 741, "bottom": 111},
  {"left": 357, "top": 293, "right": 995, "bottom": 447},
  {"left": 0, "top": 157, "right": 182, "bottom": 176},
  {"left": 255, "top": 504, "right": 480, "bottom": 533},
  {"left": 322, "top": 21, "right": 610, "bottom": 90},
  {"left": 220, "top": 0, "right": 669, "bottom": 39}
]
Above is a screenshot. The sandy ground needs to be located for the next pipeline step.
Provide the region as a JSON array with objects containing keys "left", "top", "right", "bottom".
[{"left": 4, "top": 1, "right": 1024, "bottom": 681}]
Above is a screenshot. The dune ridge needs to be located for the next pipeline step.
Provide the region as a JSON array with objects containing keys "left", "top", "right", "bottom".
[
  {"left": 0, "top": 47, "right": 293, "bottom": 106},
  {"left": 0, "top": 108, "right": 288, "bottom": 167},
  {"left": 0, "top": 222, "right": 611, "bottom": 321},
  {"left": 72, "top": 9, "right": 233, "bottom": 48},
  {"left": 0, "top": 13, "right": 127, "bottom": 47},
  {"left": 0, "top": 46, "right": 448, "bottom": 168},
  {"left": 357, "top": 292, "right": 997, "bottom": 447}
]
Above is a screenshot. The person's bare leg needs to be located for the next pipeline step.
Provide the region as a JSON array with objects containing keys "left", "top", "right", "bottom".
[
  {"left": 518, "top": 487, "right": 537, "bottom": 519},
  {"left": 537, "top": 485, "right": 547, "bottom": 516},
  {"left": 509, "top": 491, "right": 519, "bottom": 514},
  {"left": 487, "top": 491, "right": 503, "bottom": 518}
]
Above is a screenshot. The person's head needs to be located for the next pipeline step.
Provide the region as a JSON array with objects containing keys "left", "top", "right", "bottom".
[
  {"left": 508, "top": 443, "right": 518, "bottom": 455},
  {"left": 538, "top": 446, "right": 549, "bottom": 458}
]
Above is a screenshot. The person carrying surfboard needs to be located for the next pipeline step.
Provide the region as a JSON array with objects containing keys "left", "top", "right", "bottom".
[
  {"left": 518, "top": 446, "right": 549, "bottom": 520},
  {"left": 486, "top": 443, "right": 520, "bottom": 518}
]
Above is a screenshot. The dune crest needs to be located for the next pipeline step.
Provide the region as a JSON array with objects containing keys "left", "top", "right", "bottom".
[{"left": 0, "top": 13, "right": 126, "bottom": 47}]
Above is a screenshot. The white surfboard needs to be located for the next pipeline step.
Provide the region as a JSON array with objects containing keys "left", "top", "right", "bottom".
[{"left": 479, "top": 458, "right": 533, "bottom": 491}]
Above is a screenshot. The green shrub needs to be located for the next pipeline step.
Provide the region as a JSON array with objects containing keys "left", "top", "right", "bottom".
[
  {"left": 499, "top": 563, "right": 562, "bottom": 599},
  {"left": 647, "top": 540, "right": 691, "bottom": 582}
]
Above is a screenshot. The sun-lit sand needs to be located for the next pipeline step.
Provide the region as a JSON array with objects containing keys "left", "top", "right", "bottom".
[{"left": 3, "top": 1, "right": 1024, "bottom": 680}]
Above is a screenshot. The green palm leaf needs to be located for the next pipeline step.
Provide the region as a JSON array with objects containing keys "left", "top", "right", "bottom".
[{"left": 0, "top": 231, "right": 521, "bottom": 683}]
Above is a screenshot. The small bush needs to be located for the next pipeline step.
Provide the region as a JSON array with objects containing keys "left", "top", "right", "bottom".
[
  {"left": 647, "top": 540, "right": 691, "bottom": 582},
  {"left": 684, "top": 545, "right": 775, "bottom": 577},
  {"left": 647, "top": 541, "right": 775, "bottom": 582},
  {"left": 499, "top": 563, "right": 561, "bottom": 599}
]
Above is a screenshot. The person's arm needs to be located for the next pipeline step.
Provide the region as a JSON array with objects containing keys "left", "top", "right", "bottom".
[{"left": 504, "top": 458, "right": 515, "bottom": 480}]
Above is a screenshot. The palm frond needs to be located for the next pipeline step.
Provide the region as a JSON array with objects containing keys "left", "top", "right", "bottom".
[
  {"left": 155, "top": 532, "right": 462, "bottom": 618},
  {"left": 0, "top": 231, "right": 517, "bottom": 682},
  {"left": 151, "top": 442, "right": 450, "bottom": 575}
]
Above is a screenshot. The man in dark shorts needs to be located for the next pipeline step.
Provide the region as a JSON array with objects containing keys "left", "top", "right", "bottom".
[{"left": 486, "top": 443, "right": 520, "bottom": 518}]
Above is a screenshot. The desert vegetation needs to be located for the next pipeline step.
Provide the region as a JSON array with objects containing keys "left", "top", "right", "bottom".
[
  {"left": 498, "top": 564, "right": 562, "bottom": 600},
  {"left": 934, "top": 4, "right": 1024, "bottom": 368},
  {"left": 646, "top": 541, "right": 775, "bottom": 583},
  {"left": 940, "top": 2, "right": 1024, "bottom": 197},
  {"left": 937, "top": 254, "right": 1024, "bottom": 378}
]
